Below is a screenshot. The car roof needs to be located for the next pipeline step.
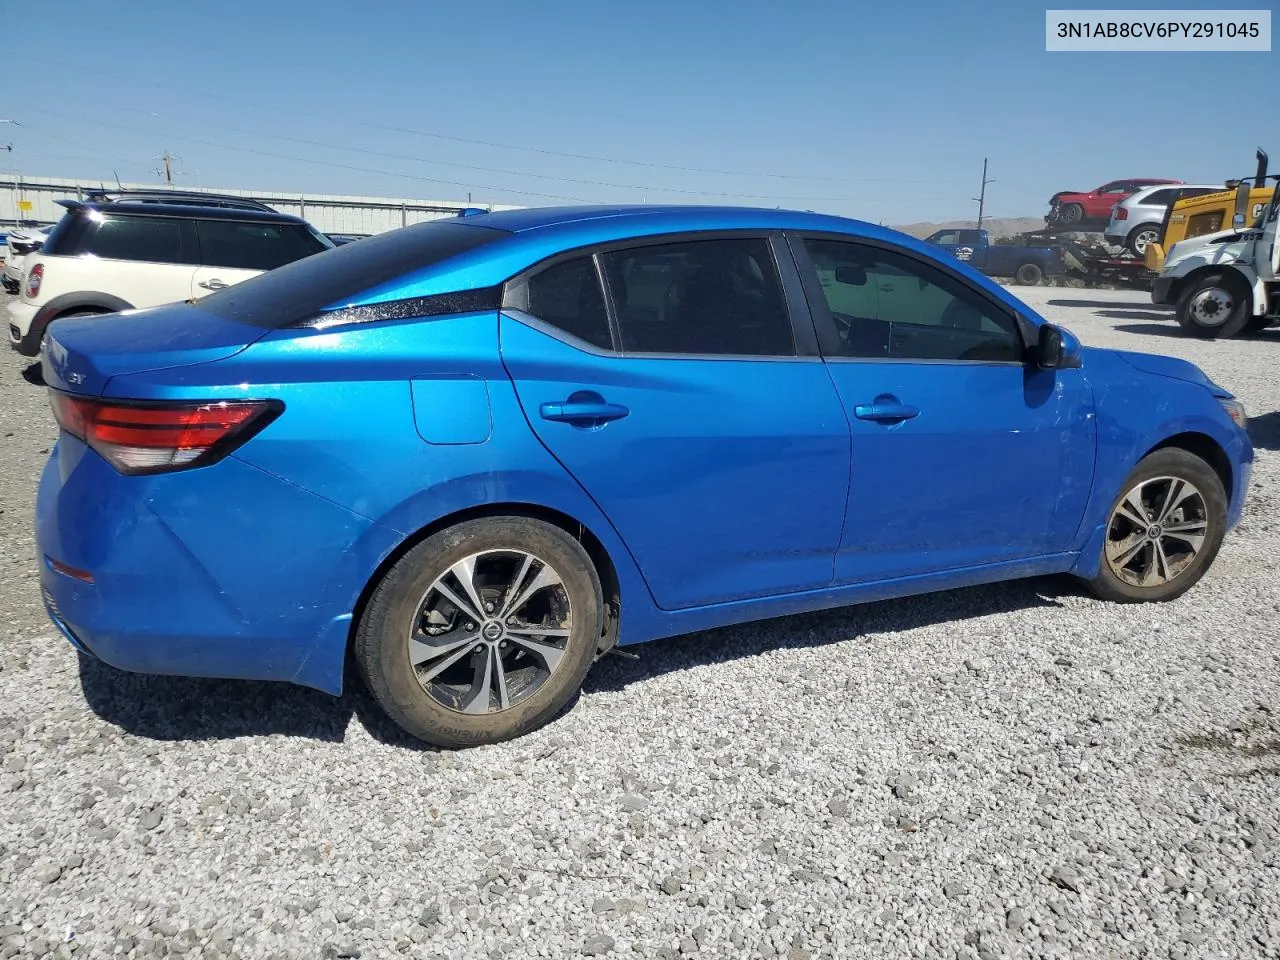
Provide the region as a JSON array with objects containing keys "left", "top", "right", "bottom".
[
  {"left": 68, "top": 201, "right": 308, "bottom": 225},
  {"left": 453, "top": 203, "right": 900, "bottom": 240},
  {"left": 1123, "top": 183, "right": 1222, "bottom": 202},
  {"left": 333, "top": 203, "right": 1033, "bottom": 321}
]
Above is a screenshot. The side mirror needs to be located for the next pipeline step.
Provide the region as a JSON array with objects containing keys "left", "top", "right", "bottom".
[
  {"left": 834, "top": 265, "right": 867, "bottom": 286},
  {"left": 1035, "top": 324, "right": 1064, "bottom": 370},
  {"left": 1233, "top": 181, "right": 1251, "bottom": 228}
]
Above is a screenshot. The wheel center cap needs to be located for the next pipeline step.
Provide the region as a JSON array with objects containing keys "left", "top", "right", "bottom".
[
  {"left": 1147, "top": 524, "right": 1162, "bottom": 539},
  {"left": 481, "top": 621, "right": 504, "bottom": 642}
]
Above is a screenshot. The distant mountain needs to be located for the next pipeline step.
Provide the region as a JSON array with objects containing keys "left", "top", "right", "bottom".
[{"left": 890, "top": 217, "right": 1046, "bottom": 240}]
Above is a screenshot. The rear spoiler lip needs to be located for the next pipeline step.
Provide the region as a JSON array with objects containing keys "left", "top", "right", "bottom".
[{"left": 55, "top": 199, "right": 84, "bottom": 210}]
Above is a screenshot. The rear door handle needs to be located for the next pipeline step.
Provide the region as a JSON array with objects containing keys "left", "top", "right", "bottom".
[
  {"left": 198, "top": 278, "right": 228, "bottom": 291},
  {"left": 540, "top": 400, "right": 630, "bottom": 424},
  {"left": 854, "top": 402, "right": 919, "bottom": 422}
]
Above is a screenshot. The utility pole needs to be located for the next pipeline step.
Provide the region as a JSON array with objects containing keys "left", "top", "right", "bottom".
[
  {"left": 0, "top": 120, "right": 20, "bottom": 228},
  {"left": 972, "top": 158, "right": 996, "bottom": 231},
  {"left": 157, "top": 152, "right": 176, "bottom": 185}
]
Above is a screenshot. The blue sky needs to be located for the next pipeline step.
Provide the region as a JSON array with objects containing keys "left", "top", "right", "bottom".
[{"left": 5, "top": 0, "right": 1274, "bottom": 223}]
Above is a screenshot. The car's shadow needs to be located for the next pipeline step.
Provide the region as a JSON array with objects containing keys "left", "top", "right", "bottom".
[
  {"left": 21, "top": 362, "right": 44, "bottom": 386},
  {"left": 79, "top": 576, "right": 1073, "bottom": 748},
  {"left": 1047, "top": 299, "right": 1160, "bottom": 310},
  {"left": 1099, "top": 310, "right": 1175, "bottom": 323},
  {"left": 1111, "top": 323, "right": 1188, "bottom": 339},
  {"left": 1249, "top": 411, "right": 1280, "bottom": 451},
  {"left": 583, "top": 576, "right": 1072, "bottom": 695},
  {"left": 1111, "top": 323, "right": 1280, "bottom": 342}
]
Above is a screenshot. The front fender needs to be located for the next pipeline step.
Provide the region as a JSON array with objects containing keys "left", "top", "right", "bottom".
[{"left": 1071, "top": 353, "right": 1251, "bottom": 577}]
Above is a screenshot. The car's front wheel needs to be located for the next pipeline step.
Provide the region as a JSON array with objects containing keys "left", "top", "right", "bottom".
[
  {"left": 355, "top": 517, "right": 604, "bottom": 748},
  {"left": 1058, "top": 202, "right": 1084, "bottom": 225},
  {"left": 1083, "top": 448, "right": 1227, "bottom": 603}
]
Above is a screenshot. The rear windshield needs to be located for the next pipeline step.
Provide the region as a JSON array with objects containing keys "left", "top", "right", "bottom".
[{"left": 192, "top": 220, "right": 508, "bottom": 328}]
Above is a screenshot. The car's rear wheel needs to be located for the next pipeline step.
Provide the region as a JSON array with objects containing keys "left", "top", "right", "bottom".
[
  {"left": 1058, "top": 203, "right": 1084, "bottom": 225},
  {"left": 1175, "top": 271, "right": 1252, "bottom": 339},
  {"left": 1082, "top": 448, "right": 1227, "bottom": 603},
  {"left": 1015, "top": 262, "right": 1043, "bottom": 286},
  {"left": 355, "top": 517, "right": 603, "bottom": 748},
  {"left": 1125, "top": 223, "right": 1161, "bottom": 256}
]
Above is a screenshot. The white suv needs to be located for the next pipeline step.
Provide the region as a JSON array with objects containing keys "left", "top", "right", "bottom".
[{"left": 5, "top": 201, "right": 334, "bottom": 356}]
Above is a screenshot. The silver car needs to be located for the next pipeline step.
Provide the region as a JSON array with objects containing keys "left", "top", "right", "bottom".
[{"left": 1104, "top": 184, "right": 1222, "bottom": 256}]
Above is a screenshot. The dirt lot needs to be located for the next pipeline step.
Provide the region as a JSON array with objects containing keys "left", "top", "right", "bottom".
[{"left": 0, "top": 288, "right": 1278, "bottom": 960}]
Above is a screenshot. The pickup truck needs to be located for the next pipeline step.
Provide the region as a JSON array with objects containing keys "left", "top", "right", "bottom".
[{"left": 922, "top": 228, "right": 1064, "bottom": 285}]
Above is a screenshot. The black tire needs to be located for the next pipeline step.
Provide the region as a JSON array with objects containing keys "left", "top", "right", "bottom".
[
  {"left": 1058, "top": 203, "right": 1084, "bottom": 225},
  {"left": 1175, "top": 270, "right": 1252, "bottom": 339},
  {"left": 1014, "top": 262, "right": 1043, "bottom": 286},
  {"left": 1125, "top": 223, "right": 1162, "bottom": 257},
  {"left": 1082, "top": 448, "right": 1227, "bottom": 604},
  {"left": 355, "top": 517, "right": 603, "bottom": 748}
]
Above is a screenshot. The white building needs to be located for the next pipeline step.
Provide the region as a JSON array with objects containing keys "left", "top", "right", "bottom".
[{"left": 0, "top": 175, "right": 523, "bottom": 233}]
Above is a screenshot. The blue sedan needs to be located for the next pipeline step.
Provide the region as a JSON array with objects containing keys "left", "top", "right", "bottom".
[{"left": 35, "top": 205, "right": 1253, "bottom": 747}]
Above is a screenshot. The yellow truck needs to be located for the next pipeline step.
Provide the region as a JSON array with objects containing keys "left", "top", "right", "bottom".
[{"left": 1145, "top": 149, "right": 1275, "bottom": 272}]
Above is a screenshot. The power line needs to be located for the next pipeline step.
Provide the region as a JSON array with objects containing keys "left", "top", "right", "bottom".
[
  {"left": 70, "top": 65, "right": 965, "bottom": 186},
  {"left": 70, "top": 102, "right": 957, "bottom": 204},
  {"left": 27, "top": 106, "right": 959, "bottom": 207}
]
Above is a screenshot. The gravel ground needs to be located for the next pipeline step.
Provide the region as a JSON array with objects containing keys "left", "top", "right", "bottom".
[{"left": 1, "top": 287, "right": 1278, "bottom": 960}]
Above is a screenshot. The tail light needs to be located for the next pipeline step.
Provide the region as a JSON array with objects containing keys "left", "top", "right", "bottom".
[
  {"left": 1114, "top": 207, "right": 1128, "bottom": 221},
  {"left": 49, "top": 392, "right": 282, "bottom": 475},
  {"left": 26, "top": 263, "right": 43, "bottom": 299}
]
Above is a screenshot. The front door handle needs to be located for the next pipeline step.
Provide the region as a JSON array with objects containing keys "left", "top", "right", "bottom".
[
  {"left": 540, "top": 400, "right": 630, "bottom": 424},
  {"left": 854, "top": 402, "right": 919, "bottom": 423},
  {"left": 198, "top": 278, "right": 228, "bottom": 291}
]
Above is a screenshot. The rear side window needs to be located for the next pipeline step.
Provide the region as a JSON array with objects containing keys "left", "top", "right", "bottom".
[
  {"left": 190, "top": 220, "right": 506, "bottom": 328},
  {"left": 504, "top": 256, "right": 613, "bottom": 350},
  {"left": 198, "top": 220, "right": 329, "bottom": 270},
  {"left": 1143, "top": 189, "right": 1175, "bottom": 206},
  {"left": 82, "top": 216, "right": 190, "bottom": 264},
  {"left": 599, "top": 237, "right": 794, "bottom": 356}
]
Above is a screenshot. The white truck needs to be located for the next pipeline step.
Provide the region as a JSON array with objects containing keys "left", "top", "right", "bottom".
[{"left": 1152, "top": 178, "right": 1280, "bottom": 338}]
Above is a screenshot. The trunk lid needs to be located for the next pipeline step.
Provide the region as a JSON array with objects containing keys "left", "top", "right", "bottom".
[{"left": 42, "top": 301, "right": 270, "bottom": 396}]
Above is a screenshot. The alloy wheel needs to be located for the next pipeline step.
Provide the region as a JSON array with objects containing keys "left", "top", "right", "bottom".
[
  {"left": 1132, "top": 228, "right": 1158, "bottom": 254},
  {"left": 1105, "top": 476, "right": 1208, "bottom": 587},
  {"left": 407, "top": 550, "right": 572, "bottom": 714}
]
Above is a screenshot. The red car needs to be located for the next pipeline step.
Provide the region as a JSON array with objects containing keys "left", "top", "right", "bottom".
[{"left": 1047, "top": 178, "right": 1182, "bottom": 227}]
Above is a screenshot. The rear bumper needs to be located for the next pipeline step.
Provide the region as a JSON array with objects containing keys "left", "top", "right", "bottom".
[
  {"left": 6, "top": 298, "right": 42, "bottom": 354},
  {"left": 35, "top": 439, "right": 398, "bottom": 694}
]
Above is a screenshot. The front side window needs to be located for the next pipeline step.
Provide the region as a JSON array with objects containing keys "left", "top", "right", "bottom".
[
  {"left": 1099, "top": 182, "right": 1128, "bottom": 194},
  {"left": 932, "top": 230, "right": 961, "bottom": 244},
  {"left": 504, "top": 256, "right": 613, "bottom": 350},
  {"left": 198, "top": 220, "right": 330, "bottom": 271},
  {"left": 802, "top": 238, "right": 1023, "bottom": 363},
  {"left": 82, "top": 216, "right": 188, "bottom": 264},
  {"left": 599, "top": 237, "right": 794, "bottom": 356}
]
